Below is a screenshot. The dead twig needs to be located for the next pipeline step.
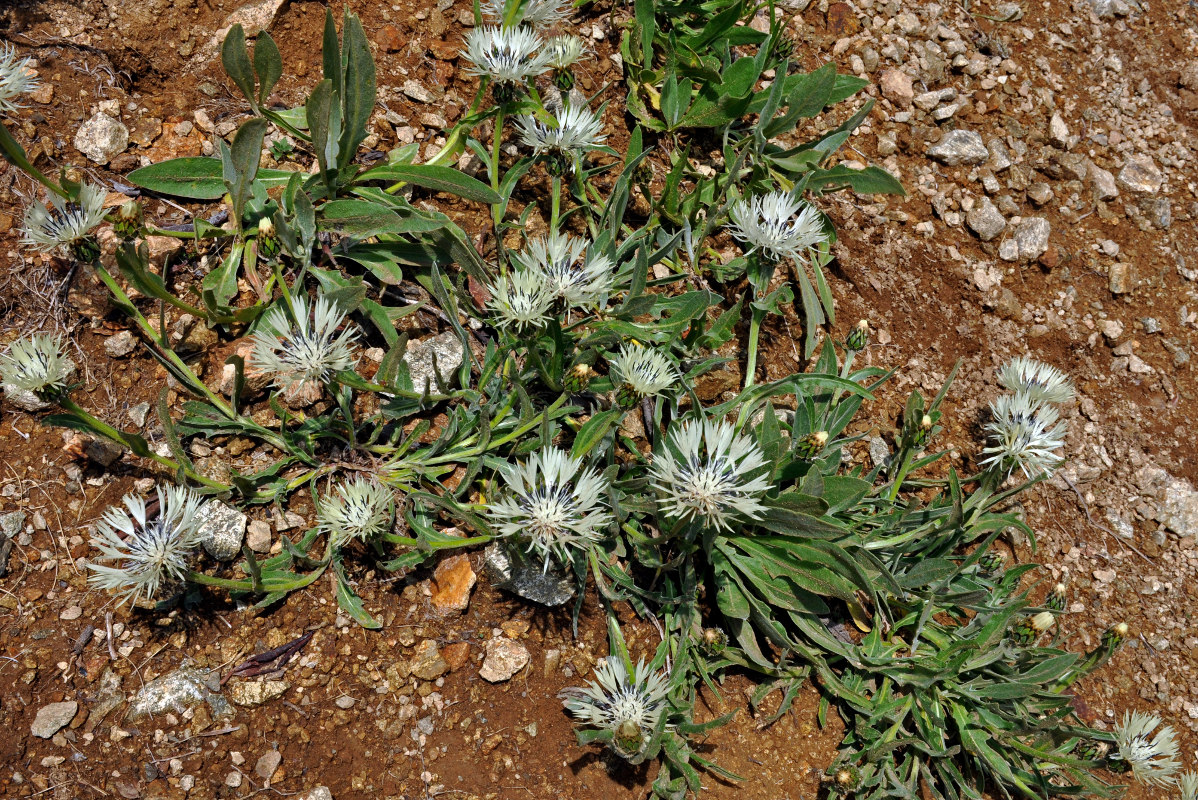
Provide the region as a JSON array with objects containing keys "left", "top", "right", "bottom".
[{"left": 221, "top": 630, "right": 315, "bottom": 685}]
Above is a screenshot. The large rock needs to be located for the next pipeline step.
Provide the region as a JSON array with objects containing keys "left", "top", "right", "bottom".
[
  {"left": 966, "top": 198, "right": 1006, "bottom": 242},
  {"left": 484, "top": 542, "right": 575, "bottom": 606},
  {"left": 195, "top": 500, "right": 248, "bottom": 561},
  {"left": 479, "top": 638, "right": 530, "bottom": 683},
  {"left": 1135, "top": 466, "right": 1198, "bottom": 537},
  {"left": 403, "top": 332, "right": 465, "bottom": 394},
  {"left": 32, "top": 701, "right": 77, "bottom": 738},
  {"left": 429, "top": 554, "right": 476, "bottom": 614},
  {"left": 75, "top": 113, "right": 129, "bottom": 165},
  {"left": 927, "top": 130, "right": 988, "bottom": 166},
  {"left": 126, "top": 665, "right": 233, "bottom": 722},
  {"left": 878, "top": 69, "right": 913, "bottom": 107},
  {"left": 1014, "top": 217, "right": 1051, "bottom": 261},
  {"left": 1117, "top": 154, "right": 1163, "bottom": 194}
]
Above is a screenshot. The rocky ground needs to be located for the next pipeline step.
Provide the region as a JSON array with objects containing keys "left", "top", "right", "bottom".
[{"left": 1, "top": 0, "right": 1198, "bottom": 798}]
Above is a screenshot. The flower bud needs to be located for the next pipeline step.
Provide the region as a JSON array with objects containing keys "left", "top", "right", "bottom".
[
  {"left": 114, "top": 200, "right": 143, "bottom": 241},
  {"left": 699, "top": 627, "right": 727, "bottom": 656},
  {"left": 1046, "top": 582, "right": 1067, "bottom": 612},
  {"left": 553, "top": 68, "right": 576, "bottom": 91},
  {"left": 613, "top": 719, "right": 645, "bottom": 759},
  {"left": 1011, "top": 610, "right": 1055, "bottom": 645},
  {"left": 69, "top": 235, "right": 101, "bottom": 263},
  {"left": 912, "top": 413, "right": 933, "bottom": 446},
  {"left": 846, "top": 319, "right": 869, "bottom": 351},
  {"left": 563, "top": 363, "right": 596, "bottom": 393},
  {"left": 796, "top": 430, "right": 829, "bottom": 460},
  {"left": 257, "top": 217, "right": 281, "bottom": 259},
  {"left": 1072, "top": 739, "right": 1109, "bottom": 762},
  {"left": 978, "top": 551, "right": 1006, "bottom": 575}
]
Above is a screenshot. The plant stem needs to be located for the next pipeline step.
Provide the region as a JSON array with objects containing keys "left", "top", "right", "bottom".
[
  {"left": 744, "top": 305, "right": 765, "bottom": 389},
  {"left": 490, "top": 105, "right": 506, "bottom": 241},
  {"left": 550, "top": 175, "right": 562, "bottom": 233}
]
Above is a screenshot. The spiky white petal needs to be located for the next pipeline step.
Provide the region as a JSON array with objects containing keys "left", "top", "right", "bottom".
[
  {"left": 87, "top": 486, "right": 207, "bottom": 606},
  {"left": 487, "top": 268, "right": 556, "bottom": 331},
  {"left": 511, "top": 232, "right": 614, "bottom": 307},
  {"left": 997, "top": 357, "right": 1075, "bottom": 404},
  {"left": 543, "top": 34, "right": 586, "bottom": 69},
  {"left": 487, "top": 447, "right": 611, "bottom": 568},
  {"left": 979, "top": 392, "right": 1067, "bottom": 479},
  {"left": 560, "top": 656, "right": 671, "bottom": 760},
  {"left": 650, "top": 419, "right": 770, "bottom": 530},
  {"left": 1178, "top": 770, "right": 1198, "bottom": 800},
  {"left": 482, "top": 0, "right": 573, "bottom": 29},
  {"left": 251, "top": 293, "right": 358, "bottom": 391},
  {"left": 317, "top": 477, "right": 393, "bottom": 545},
  {"left": 0, "top": 43, "right": 39, "bottom": 115},
  {"left": 516, "top": 102, "right": 606, "bottom": 161},
  {"left": 609, "top": 345, "right": 677, "bottom": 400},
  {"left": 726, "top": 191, "right": 827, "bottom": 264},
  {"left": 21, "top": 182, "right": 107, "bottom": 254},
  {"left": 463, "top": 26, "right": 549, "bottom": 86},
  {"left": 0, "top": 333, "right": 75, "bottom": 396},
  {"left": 1114, "top": 711, "right": 1181, "bottom": 788}
]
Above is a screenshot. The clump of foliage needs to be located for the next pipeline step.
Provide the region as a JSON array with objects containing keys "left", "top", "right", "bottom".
[{"left": 0, "top": 2, "right": 1177, "bottom": 799}]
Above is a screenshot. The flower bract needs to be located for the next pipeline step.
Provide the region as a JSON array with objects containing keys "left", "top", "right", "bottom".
[
  {"left": 726, "top": 190, "right": 827, "bottom": 264},
  {"left": 561, "top": 656, "right": 671, "bottom": 761},
  {"left": 251, "top": 293, "right": 358, "bottom": 391},
  {"left": 979, "top": 392, "right": 1066, "bottom": 479},
  {"left": 0, "top": 333, "right": 75, "bottom": 397},
  {"left": 1113, "top": 710, "right": 1181, "bottom": 788}
]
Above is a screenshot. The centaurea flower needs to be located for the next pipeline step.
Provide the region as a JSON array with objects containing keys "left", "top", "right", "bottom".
[
  {"left": 1113, "top": 710, "right": 1181, "bottom": 788},
  {"left": 649, "top": 419, "right": 770, "bottom": 530},
  {"left": 609, "top": 345, "right": 677, "bottom": 408},
  {"left": 0, "top": 43, "right": 39, "bottom": 115},
  {"left": 482, "top": 0, "right": 572, "bottom": 29},
  {"left": 1178, "top": 770, "right": 1198, "bottom": 800},
  {"left": 317, "top": 477, "right": 393, "bottom": 545},
  {"left": 87, "top": 486, "right": 207, "bottom": 606},
  {"left": 462, "top": 26, "right": 549, "bottom": 101},
  {"left": 0, "top": 333, "right": 75, "bottom": 398},
  {"left": 561, "top": 656, "right": 671, "bottom": 761},
  {"left": 979, "top": 392, "right": 1066, "bottom": 479},
  {"left": 251, "top": 293, "right": 358, "bottom": 392},
  {"left": 486, "top": 268, "right": 555, "bottom": 331},
  {"left": 511, "top": 232, "right": 614, "bottom": 307},
  {"left": 997, "top": 356, "right": 1075, "bottom": 404},
  {"left": 487, "top": 447, "right": 611, "bottom": 569},
  {"left": 516, "top": 102, "right": 606, "bottom": 175},
  {"left": 726, "top": 190, "right": 827, "bottom": 265},
  {"left": 21, "top": 182, "right": 107, "bottom": 261}
]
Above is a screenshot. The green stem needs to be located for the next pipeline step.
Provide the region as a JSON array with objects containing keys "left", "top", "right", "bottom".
[
  {"left": 490, "top": 105, "right": 507, "bottom": 242},
  {"left": 550, "top": 174, "right": 562, "bottom": 233},
  {"left": 744, "top": 305, "right": 765, "bottom": 389}
]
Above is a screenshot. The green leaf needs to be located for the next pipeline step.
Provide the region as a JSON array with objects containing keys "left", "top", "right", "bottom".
[
  {"left": 570, "top": 409, "right": 622, "bottom": 460},
  {"left": 333, "top": 561, "right": 381, "bottom": 629},
  {"left": 357, "top": 163, "right": 502, "bottom": 204},
  {"left": 254, "top": 32, "right": 284, "bottom": 107},
  {"left": 126, "top": 158, "right": 300, "bottom": 200},
  {"left": 321, "top": 8, "right": 342, "bottom": 91},
  {"left": 318, "top": 199, "right": 409, "bottom": 237},
  {"left": 221, "top": 24, "right": 257, "bottom": 110},
  {"left": 222, "top": 117, "right": 267, "bottom": 224},
  {"left": 202, "top": 241, "right": 243, "bottom": 312},
  {"left": 807, "top": 164, "right": 906, "bottom": 196},
  {"left": 337, "top": 10, "right": 376, "bottom": 169}
]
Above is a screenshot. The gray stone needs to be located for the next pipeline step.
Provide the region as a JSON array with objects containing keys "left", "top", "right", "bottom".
[
  {"left": 403, "top": 331, "right": 465, "bottom": 394},
  {"left": 1048, "top": 113, "right": 1071, "bottom": 148},
  {"left": 3, "top": 384, "right": 49, "bottom": 412},
  {"left": 986, "top": 138, "right": 1013, "bottom": 171},
  {"left": 1117, "top": 154, "right": 1163, "bottom": 194},
  {"left": 86, "top": 438, "right": 125, "bottom": 467},
  {"left": 104, "top": 331, "right": 137, "bottom": 358},
  {"left": 128, "top": 402, "right": 151, "bottom": 427},
  {"left": 479, "top": 638, "right": 530, "bottom": 683},
  {"left": 0, "top": 511, "right": 26, "bottom": 540},
  {"left": 1014, "top": 217, "right": 1051, "bottom": 260},
  {"left": 31, "top": 701, "right": 77, "bottom": 738},
  {"left": 1135, "top": 467, "right": 1198, "bottom": 537},
  {"left": 304, "top": 789, "right": 333, "bottom": 800},
  {"left": 1089, "top": 163, "right": 1119, "bottom": 200},
  {"left": 1026, "top": 182, "right": 1054, "bottom": 206},
  {"left": 1109, "top": 262, "right": 1133, "bottom": 294},
  {"left": 913, "top": 88, "right": 956, "bottom": 111},
  {"left": 484, "top": 542, "right": 575, "bottom": 606},
  {"left": 1090, "top": 0, "right": 1132, "bottom": 17},
  {"left": 998, "top": 238, "right": 1020, "bottom": 262},
  {"left": 932, "top": 103, "right": 961, "bottom": 121},
  {"left": 196, "top": 500, "right": 247, "bottom": 561},
  {"left": 927, "top": 130, "right": 988, "bottom": 167},
  {"left": 228, "top": 679, "right": 288, "bottom": 707},
  {"left": 74, "top": 113, "right": 129, "bottom": 165},
  {"left": 965, "top": 198, "right": 1006, "bottom": 242},
  {"left": 126, "top": 666, "right": 233, "bottom": 722},
  {"left": 868, "top": 437, "right": 891, "bottom": 469},
  {"left": 246, "top": 520, "right": 272, "bottom": 553},
  {"left": 401, "top": 79, "right": 436, "bottom": 104},
  {"left": 255, "top": 750, "right": 282, "bottom": 782},
  {"left": 1140, "top": 196, "right": 1172, "bottom": 229}
]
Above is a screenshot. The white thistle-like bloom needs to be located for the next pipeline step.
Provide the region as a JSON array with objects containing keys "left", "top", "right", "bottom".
[
  {"left": 511, "top": 232, "right": 614, "bottom": 308},
  {"left": 482, "top": 0, "right": 573, "bottom": 29},
  {"left": 516, "top": 102, "right": 606, "bottom": 163},
  {"left": 462, "top": 26, "right": 549, "bottom": 87},
  {"left": 487, "top": 447, "right": 612, "bottom": 568},
  {"left": 1113, "top": 710, "right": 1181, "bottom": 788},
  {"left": 251, "top": 293, "right": 358, "bottom": 391},
  {"left": 979, "top": 393, "right": 1067, "bottom": 479},
  {"left": 0, "top": 43, "right": 39, "bottom": 115},
  {"left": 0, "top": 333, "right": 75, "bottom": 396},
  {"left": 561, "top": 656, "right": 671, "bottom": 760},
  {"left": 650, "top": 419, "right": 770, "bottom": 530},
  {"left": 609, "top": 345, "right": 677, "bottom": 403},
  {"left": 726, "top": 191, "right": 827, "bottom": 264},
  {"left": 317, "top": 477, "right": 393, "bottom": 545},
  {"left": 997, "top": 357, "right": 1075, "bottom": 404},
  {"left": 543, "top": 34, "right": 586, "bottom": 69},
  {"left": 487, "top": 268, "right": 555, "bottom": 331},
  {"left": 21, "top": 182, "right": 107, "bottom": 254},
  {"left": 87, "top": 486, "right": 207, "bottom": 606},
  {"left": 1179, "top": 770, "right": 1198, "bottom": 800}
]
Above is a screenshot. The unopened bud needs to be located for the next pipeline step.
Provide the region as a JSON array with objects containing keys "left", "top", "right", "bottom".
[
  {"left": 257, "top": 217, "right": 281, "bottom": 259},
  {"left": 846, "top": 319, "right": 869, "bottom": 351},
  {"left": 612, "top": 719, "right": 644, "bottom": 758},
  {"left": 563, "top": 363, "right": 596, "bottom": 393},
  {"left": 114, "top": 200, "right": 143, "bottom": 241},
  {"left": 1012, "top": 611, "right": 1055, "bottom": 645},
  {"left": 553, "top": 68, "right": 576, "bottom": 91},
  {"left": 69, "top": 235, "right": 101, "bottom": 263},
  {"left": 699, "top": 627, "right": 727, "bottom": 656},
  {"left": 912, "top": 414, "right": 933, "bottom": 447},
  {"left": 1046, "top": 582, "right": 1067, "bottom": 612},
  {"left": 796, "top": 430, "right": 829, "bottom": 460},
  {"left": 978, "top": 551, "right": 1006, "bottom": 575}
]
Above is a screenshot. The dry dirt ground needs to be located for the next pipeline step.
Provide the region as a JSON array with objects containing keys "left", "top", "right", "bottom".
[{"left": 1, "top": 0, "right": 1197, "bottom": 798}]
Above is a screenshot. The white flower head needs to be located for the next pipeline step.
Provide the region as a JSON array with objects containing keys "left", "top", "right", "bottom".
[
  {"left": 251, "top": 293, "right": 358, "bottom": 391},
  {"left": 1179, "top": 770, "right": 1198, "bottom": 800},
  {"left": 511, "top": 232, "right": 614, "bottom": 308},
  {"left": 482, "top": 0, "right": 573, "bottom": 29},
  {"left": 0, "top": 43, "right": 39, "bottom": 115},
  {"left": 997, "top": 357, "right": 1075, "bottom": 404},
  {"left": 317, "top": 477, "right": 393, "bottom": 545},
  {"left": 463, "top": 26, "right": 549, "bottom": 89},
  {"left": 1114, "top": 710, "right": 1181, "bottom": 788},
  {"left": 516, "top": 102, "right": 606, "bottom": 175},
  {"left": 650, "top": 419, "right": 770, "bottom": 531},
  {"left": 979, "top": 392, "right": 1067, "bottom": 479},
  {"left": 487, "top": 268, "right": 555, "bottom": 331},
  {"left": 487, "top": 447, "right": 612, "bottom": 569},
  {"left": 610, "top": 345, "right": 677, "bottom": 407},
  {"left": 543, "top": 34, "right": 586, "bottom": 70},
  {"left": 726, "top": 191, "right": 827, "bottom": 264},
  {"left": 561, "top": 656, "right": 671, "bottom": 760},
  {"left": 87, "top": 486, "right": 207, "bottom": 606},
  {"left": 0, "top": 333, "right": 75, "bottom": 396},
  {"left": 21, "top": 182, "right": 107, "bottom": 258}
]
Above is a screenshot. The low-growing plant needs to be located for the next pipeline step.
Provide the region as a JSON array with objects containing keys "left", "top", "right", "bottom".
[{"left": 0, "top": 2, "right": 1180, "bottom": 798}]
